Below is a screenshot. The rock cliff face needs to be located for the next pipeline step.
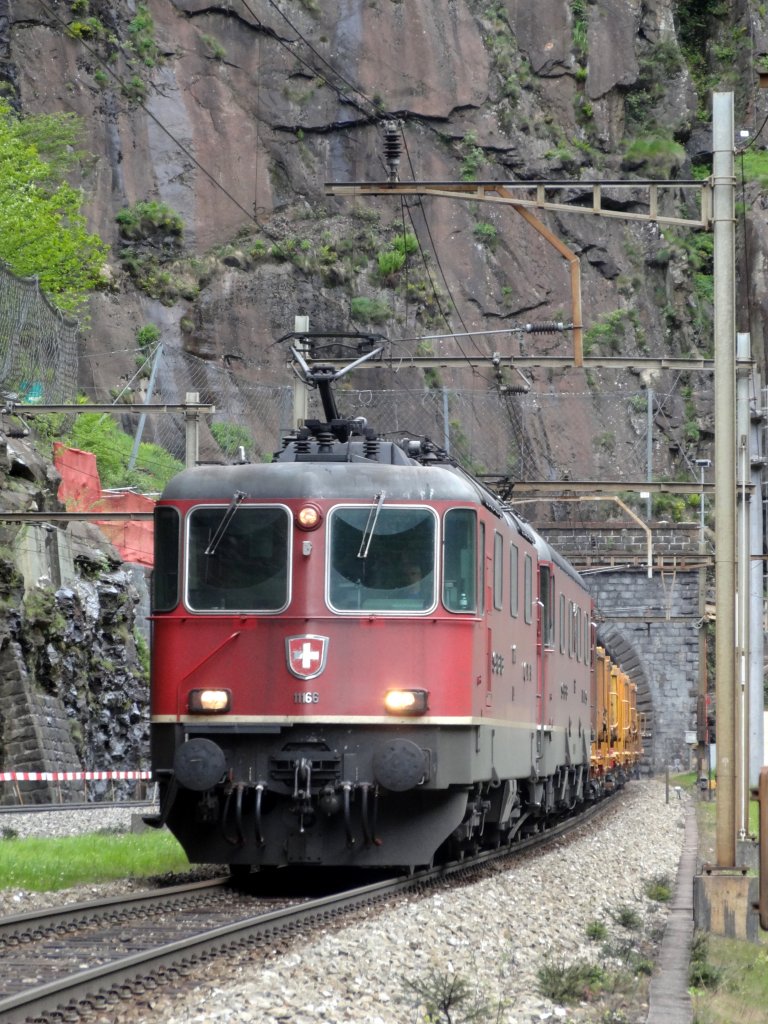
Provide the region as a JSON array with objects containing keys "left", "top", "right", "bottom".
[
  {"left": 5, "top": 0, "right": 764, "bottom": 475},
  {"left": 0, "top": 2, "right": 765, "bottom": 784}
]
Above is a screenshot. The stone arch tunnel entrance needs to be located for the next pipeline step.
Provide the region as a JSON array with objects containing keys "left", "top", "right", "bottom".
[{"left": 540, "top": 521, "right": 704, "bottom": 773}]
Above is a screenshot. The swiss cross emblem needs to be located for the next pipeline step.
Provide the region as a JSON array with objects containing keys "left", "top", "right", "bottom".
[{"left": 286, "top": 635, "right": 329, "bottom": 680}]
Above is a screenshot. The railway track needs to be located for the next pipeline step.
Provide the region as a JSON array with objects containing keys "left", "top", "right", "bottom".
[
  {"left": 0, "top": 795, "right": 618, "bottom": 1024},
  {"left": 0, "top": 801, "right": 154, "bottom": 816}
]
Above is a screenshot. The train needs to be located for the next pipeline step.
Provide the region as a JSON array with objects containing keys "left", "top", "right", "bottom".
[{"left": 146, "top": 343, "right": 642, "bottom": 870}]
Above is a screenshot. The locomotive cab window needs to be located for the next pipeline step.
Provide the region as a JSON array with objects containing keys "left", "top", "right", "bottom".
[
  {"left": 443, "top": 508, "right": 477, "bottom": 612},
  {"left": 329, "top": 505, "right": 437, "bottom": 612},
  {"left": 153, "top": 506, "right": 181, "bottom": 612},
  {"left": 186, "top": 504, "right": 290, "bottom": 612}
]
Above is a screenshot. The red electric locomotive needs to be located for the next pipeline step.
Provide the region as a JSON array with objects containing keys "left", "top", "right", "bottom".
[{"left": 147, "top": 350, "right": 608, "bottom": 869}]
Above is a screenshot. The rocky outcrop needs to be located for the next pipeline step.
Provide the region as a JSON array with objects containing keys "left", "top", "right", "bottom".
[{"left": 0, "top": 430, "right": 148, "bottom": 802}]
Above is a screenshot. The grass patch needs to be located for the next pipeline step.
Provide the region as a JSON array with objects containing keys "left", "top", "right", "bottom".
[
  {"left": 586, "top": 919, "right": 608, "bottom": 941},
  {"left": 0, "top": 829, "right": 189, "bottom": 891},
  {"left": 612, "top": 904, "right": 643, "bottom": 930},
  {"left": 644, "top": 873, "right": 673, "bottom": 902},
  {"left": 536, "top": 959, "right": 604, "bottom": 1002},
  {"left": 690, "top": 933, "right": 768, "bottom": 1023}
]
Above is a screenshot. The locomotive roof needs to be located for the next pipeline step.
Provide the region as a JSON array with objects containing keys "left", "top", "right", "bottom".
[{"left": 161, "top": 459, "right": 484, "bottom": 503}]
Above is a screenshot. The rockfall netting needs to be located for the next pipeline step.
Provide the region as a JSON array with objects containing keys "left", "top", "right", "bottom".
[{"left": 0, "top": 264, "right": 79, "bottom": 405}]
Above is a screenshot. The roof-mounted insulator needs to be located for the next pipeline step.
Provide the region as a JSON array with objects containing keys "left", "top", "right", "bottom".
[
  {"left": 524, "top": 321, "right": 567, "bottom": 334},
  {"left": 383, "top": 121, "right": 401, "bottom": 182}
]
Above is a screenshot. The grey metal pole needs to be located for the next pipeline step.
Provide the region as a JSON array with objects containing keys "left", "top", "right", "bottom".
[
  {"left": 128, "top": 343, "right": 162, "bottom": 471},
  {"left": 646, "top": 387, "right": 653, "bottom": 522},
  {"left": 442, "top": 387, "right": 451, "bottom": 454},
  {"left": 713, "top": 91, "right": 737, "bottom": 868},
  {"left": 293, "top": 315, "right": 310, "bottom": 429},
  {"left": 700, "top": 463, "right": 706, "bottom": 541},
  {"left": 736, "top": 332, "right": 751, "bottom": 839},
  {"left": 185, "top": 391, "right": 200, "bottom": 469},
  {"left": 750, "top": 369, "right": 765, "bottom": 788}
]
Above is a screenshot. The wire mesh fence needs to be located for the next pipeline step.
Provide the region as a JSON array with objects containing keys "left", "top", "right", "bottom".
[
  {"left": 0, "top": 263, "right": 709, "bottom": 493},
  {"left": 0, "top": 264, "right": 79, "bottom": 405}
]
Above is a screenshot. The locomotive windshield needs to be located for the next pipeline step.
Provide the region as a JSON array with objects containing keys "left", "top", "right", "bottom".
[
  {"left": 329, "top": 506, "right": 437, "bottom": 612},
  {"left": 186, "top": 504, "right": 290, "bottom": 612}
]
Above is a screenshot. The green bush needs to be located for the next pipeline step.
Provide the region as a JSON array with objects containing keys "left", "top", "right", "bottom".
[
  {"left": 585, "top": 919, "right": 608, "bottom": 941},
  {"left": 127, "top": 4, "right": 159, "bottom": 68},
  {"left": 376, "top": 232, "right": 417, "bottom": 277},
  {"left": 623, "top": 136, "right": 686, "bottom": 177},
  {"left": 136, "top": 323, "right": 161, "bottom": 350},
  {"left": 350, "top": 296, "right": 391, "bottom": 323},
  {"left": 536, "top": 959, "right": 604, "bottom": 1002},
  {"left": 612, "top": 904, "right": 642, "bottom": 930},
  {"left": 403, "top": 968, "right": 502, "bottom": 1023},
  {"left": 377, "top": 248, "right": 405, "bottom": 276},
  {"left": 460, "top": 131, "right": 484, "bottom": 180},
  {"left": 0, "top": 102, "right": 109, "bottom": 313},
  {"left": 210, "top": 421, "right": 253, "bottom": 457},
  {"left": 644, "top": 873, "right": 673, "bottom": 901},
  {"left": 67, "top": 18, "right": 104, "bottom": 41},
  {"left": 116, "top": 200, "right": 184, "bottom": 241},
  {"left": 473, "top": 221, "right": 498, "bottom": 248}
]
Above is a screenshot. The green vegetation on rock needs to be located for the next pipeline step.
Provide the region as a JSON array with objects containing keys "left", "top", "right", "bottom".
[
  {"left": 0, "top": 102, "right": 108, "bottom": 314},
  {"left": 63, "top": 412, "right": 183, "bottom": 493}
]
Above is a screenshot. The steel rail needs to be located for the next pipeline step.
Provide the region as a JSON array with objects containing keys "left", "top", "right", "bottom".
[
  {"left": 0, "top": 877, "right": 229, "bottom": 942},
  {"left": 0, "top": 800, "right": 154, "bottom": 816}
]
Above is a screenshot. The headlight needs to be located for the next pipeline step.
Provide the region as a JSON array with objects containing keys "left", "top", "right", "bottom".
[
  {"left": 384, "top": 688, "right": 428, "bottom": 715},
  {"left": 295, "top": 504, "right": 323, "bottom": 530},
  {"left": 188, "top": 688, "right": 231, "bottom": 714}
]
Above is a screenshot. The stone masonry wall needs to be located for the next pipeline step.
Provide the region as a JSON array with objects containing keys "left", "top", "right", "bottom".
[
  {"left": 590, "top": 569, "right": 701, "bottom": 773},
  {"left": 540, "top": 520, "right": 703, "bottom": 772}
]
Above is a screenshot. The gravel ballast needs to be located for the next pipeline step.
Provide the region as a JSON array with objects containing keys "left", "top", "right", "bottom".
[{"left": 0, "top": 780, "right": 689, "bottom": 1022}]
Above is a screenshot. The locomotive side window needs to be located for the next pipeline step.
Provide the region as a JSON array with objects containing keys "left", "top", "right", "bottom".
[
  {"left": 539, "top": 564, "right": 554, "bottom": 648},
  {"left": 510, "top": 543, "right": 519, "bottom": 618},
  {"left": 442, "top": 508, "right": 477, "bottom": 612},
  {"left": 329, "top": 506, "right": 437, "bottom": 612},
  {"left": 493, "top": 531, "right": 504, "bottom": 610},
  {"left": 559, "top": 593, "right": 566, "bottom": 653},
  {"left": 478, "top": 522, "right": 485, "bottom": 613},
  {"left": 523, "top": 553, "right": 533, "bottom": 624},
  {"left": 186, "top": 505, "right": 290, "bottom": 612},
  {"left": 153, "top": 506, "right": 181, "bottom": 612}
]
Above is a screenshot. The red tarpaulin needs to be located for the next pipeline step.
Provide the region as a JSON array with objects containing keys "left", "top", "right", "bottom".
[{"left": 54, "top": 444, "right": 155, "bottom": 567}]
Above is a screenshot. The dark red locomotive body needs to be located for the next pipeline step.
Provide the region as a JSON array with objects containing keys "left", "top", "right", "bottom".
[{"left": 148, "top": 426, "right": 614, "bottom": 869}]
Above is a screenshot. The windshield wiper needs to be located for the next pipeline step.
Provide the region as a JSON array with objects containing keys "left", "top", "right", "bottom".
[
  {"left": 205, "top": 490, "right": 246, "bottom": 556},
  {"left": 357, "top": 491, "right": 385, "bottom": 559}
]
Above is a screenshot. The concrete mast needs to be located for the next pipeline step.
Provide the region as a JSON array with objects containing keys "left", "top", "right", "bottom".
[{"left": 712, "top": 91, "right": 737, "bottom": 868}]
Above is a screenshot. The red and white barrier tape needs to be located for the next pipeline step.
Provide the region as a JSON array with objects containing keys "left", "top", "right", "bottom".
[{"left": 1, "top": 771, "right": 152, "bottom": 782}]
